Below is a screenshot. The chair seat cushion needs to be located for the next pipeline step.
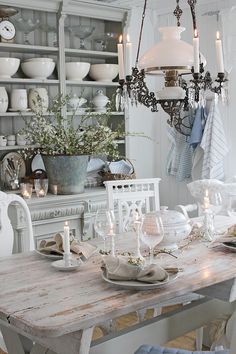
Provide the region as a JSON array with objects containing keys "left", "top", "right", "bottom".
[{"left": 134, "top": 345, "right": 229, "bottom": 354}]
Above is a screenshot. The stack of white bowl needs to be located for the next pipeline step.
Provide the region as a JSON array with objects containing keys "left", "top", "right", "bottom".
[{"left": 21, "top": 58, "right": 55, "bottom": 79}]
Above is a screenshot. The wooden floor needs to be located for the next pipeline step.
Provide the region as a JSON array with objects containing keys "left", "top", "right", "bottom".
[{"left": 0, "top": 306, "right": 209, "bottom": 353}]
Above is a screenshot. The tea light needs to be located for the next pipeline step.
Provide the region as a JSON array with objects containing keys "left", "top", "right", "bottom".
[
  {"left": 51, "top": 184, "right": 58, "bottom": 195},
  {"left": 35, "top": 178, "right": 48, "bottom": 198},
  {"left": 38, "top": 189, "right": 45, "bottom": 197},
  {"left": 20, "top": 183, "right": 33, "bottom": 199}
]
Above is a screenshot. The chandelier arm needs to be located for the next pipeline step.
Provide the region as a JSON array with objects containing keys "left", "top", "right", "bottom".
[
  {"left": 135, "top": 0, "right": 148, "bottom": 67},
  {"left": 187, "top": 0, "right": 197, "bottom": 30}
]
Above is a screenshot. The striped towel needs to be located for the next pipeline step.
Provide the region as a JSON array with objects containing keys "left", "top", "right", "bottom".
[{"left": 200, "top": 97, "right": 229, "bottom": 180}]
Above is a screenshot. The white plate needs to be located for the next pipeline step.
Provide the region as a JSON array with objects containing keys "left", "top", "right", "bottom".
[
  {"left": 35, "top": 249, "right": 63, "bottom": 260},
  {"left": 221, "top": 242, "right": 236, "bottom": 252},
  {"left": 52, "top": 257, "right": 83, "bottom": 271},
  {"left": 1, "top": 152, "right": 26, "bottom": 187},
  {"left": 101, "top": 270, "right": 178, "bottom": 290}
]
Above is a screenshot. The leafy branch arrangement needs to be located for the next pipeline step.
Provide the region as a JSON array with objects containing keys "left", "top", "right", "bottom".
[{"left": 23, "top": 94, "right": 124, "bottom": 159}]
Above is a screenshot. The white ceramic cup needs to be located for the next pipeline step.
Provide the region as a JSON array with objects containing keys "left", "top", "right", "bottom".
[
  {"left": 0, "top": 135, "right": 7, "bottom": 146},
  {"left": 11, "top": 89, "right": 28, "bottom": 111},
  {"left": 0, "top": 87, "right": 8, "bottom": 113}
]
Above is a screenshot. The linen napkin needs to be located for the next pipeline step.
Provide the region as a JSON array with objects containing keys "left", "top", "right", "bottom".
[
  {"left": 38, "top": 233, "right": 96, "bottom": 259},
  {"left": 102, "top": 255, "right": 169, "bottom": 284}
]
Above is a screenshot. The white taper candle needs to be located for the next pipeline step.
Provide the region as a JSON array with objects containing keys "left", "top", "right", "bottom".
[
  {"left": 63, "top": 221, "right": 71, "bottom": 255},
  {"left": 125, "top": 34, "right": 132, "bottom": 76},
  {"left": 215, "top": 31, "right": 224, "bottom": 73},
  {"left": 193, "top": 29, "right": 200, "bottom": 73},
  {"left": 117, "top": 35, "right": 125, "bottom": 80}
]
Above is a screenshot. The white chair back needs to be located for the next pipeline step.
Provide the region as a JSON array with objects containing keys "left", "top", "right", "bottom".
[
  {"left": 0, "top": 191, "right": 34, "bottom": 257},
  {"left": 104, "top": 178, "right": 161, "bottom": 233}
]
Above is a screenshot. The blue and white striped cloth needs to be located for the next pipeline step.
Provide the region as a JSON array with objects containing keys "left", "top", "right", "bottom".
[{"left": 200, "top": 97, "right": 229, "bottom": 180}]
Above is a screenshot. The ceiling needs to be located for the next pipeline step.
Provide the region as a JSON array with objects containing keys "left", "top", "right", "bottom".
[{"left": 92, "top": 0, "right": 220, "bottom": 10}]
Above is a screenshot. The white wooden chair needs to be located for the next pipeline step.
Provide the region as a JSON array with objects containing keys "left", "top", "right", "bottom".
[
  {"left": 0, "top": 191, "right": 34, "bottom": 352},
  {"left": 104, "top": 178, "right": 203, "bottom": 350},
  {"left": 103, "top": 178, "right": 161, "bottom": 233}
]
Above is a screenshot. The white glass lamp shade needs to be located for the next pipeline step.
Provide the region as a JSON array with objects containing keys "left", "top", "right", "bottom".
[{"left": 138, "top": 26, "right": 206, "bottom": 74}]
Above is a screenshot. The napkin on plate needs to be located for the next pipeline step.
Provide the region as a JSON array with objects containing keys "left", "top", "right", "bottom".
[
  {"left": 38, "top": 233, "right": 96, "bottom": 259},
  {"left": 102, "top": 255, "right": 169, "bottom": 284}
]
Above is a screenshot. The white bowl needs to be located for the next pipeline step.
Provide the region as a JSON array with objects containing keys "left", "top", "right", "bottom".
[
  {"left": 21, "top": 61, "right": 55, "bottom": 79},
  {"left": 65, "top": 62, "right": 90, "bottom": 81},
  {"left": 24, "top": 58, "right": 53, "bottom": 63},
  {"left": 89, "top": 64, "right": 119, "bottom": 82},
  {"left": 0, "top": 58, "right": 20, "bottom": 78}
]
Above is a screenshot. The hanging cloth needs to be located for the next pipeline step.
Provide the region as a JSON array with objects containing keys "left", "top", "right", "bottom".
[
  {"left": 189, "top": 106, "right": 207, "bottom": 149},
  {"left": 200, "top": 96, "right": 229, "bottom": 180}
]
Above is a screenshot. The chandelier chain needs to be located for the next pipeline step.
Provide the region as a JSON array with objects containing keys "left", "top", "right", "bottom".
[
  {"left": 173, "top": 0, "right": 183, "bottom": 27},
  {"left": 135, "top": 0, "right": 148, "bottom": 66}
]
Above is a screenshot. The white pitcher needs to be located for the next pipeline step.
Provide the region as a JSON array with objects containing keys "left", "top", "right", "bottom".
[
  {"left": 28, "top": 88, "right": 49, "bottom": 113},
  {"left": 0, "top": 87, "right": 8, "bottom": 113},
  {"left": 11, "top": 89, "right": 28, "bottom": 111}
]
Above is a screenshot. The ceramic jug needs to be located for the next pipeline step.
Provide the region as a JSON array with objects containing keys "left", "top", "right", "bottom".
[
  {"left": 0, "top": 87, "right": 8, "bottom": 113},
  {"left": 92, "top": 90, "right": 109, "bottom": 112},
  {"left": 28, "top": 88, "right": 49, "bottom": 113},
  {"left": 11, "top": 89, "right": 28, "bottom": 111},
  {"left": 68, "top": 94, "right": 87, "bottom": 111}
]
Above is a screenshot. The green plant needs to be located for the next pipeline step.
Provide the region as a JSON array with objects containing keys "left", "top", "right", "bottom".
[{"left": 23, "top": 94, "right": 123, "bottom": 159}]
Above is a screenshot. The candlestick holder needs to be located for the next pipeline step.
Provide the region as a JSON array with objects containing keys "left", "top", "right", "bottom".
[
  {"left": 63, "top": 252, "right": 72, "bottom": 267},
  {"left": 200, "top": 209, "right": 215, "bottom": 242}
]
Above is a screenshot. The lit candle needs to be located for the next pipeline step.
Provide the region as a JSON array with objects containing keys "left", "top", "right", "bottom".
[
  {"left": 117, "top": 35, "right": 125, "bottom": 80},
  {"left": 125, "top": 34, "right": 133, "bottom": 77},
  {"left": 215, "top": 31, "right": 224, "bottom": 73},
  {"left": 38, "top": 189, "right": 45, "bottom": 197},
  {"left": 193, "top": 29, "right": 200, "bottom": 73},
  {"left": 22, "top": 191, "right": 30, "bottom": 199},
  {"left": 203, "top": 189, "right": 210, "bottom": 210},
  {"left": 63, "top": 221, "right": 71, "bottom": 255}
]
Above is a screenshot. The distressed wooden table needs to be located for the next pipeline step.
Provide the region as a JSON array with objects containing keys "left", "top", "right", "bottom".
[{"left": 1, "top": 216, "right": 236, "bottom": 354}]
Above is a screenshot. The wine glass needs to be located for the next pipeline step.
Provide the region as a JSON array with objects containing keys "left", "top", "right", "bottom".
[
  {"left": 94, "top": 209, "right": 116, "bottom": 254},
  {"left": 67, "top": 25, "right": 95, "bottom": 49},
  {"left": 140, "top": 213, "right": 164, "bottom": 264}
]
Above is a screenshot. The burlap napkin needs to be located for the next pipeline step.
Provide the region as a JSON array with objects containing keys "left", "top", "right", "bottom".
[
  {"left": 215, "top": 224, "right": 236, "bottom": 244},
  {"left": 102, "top": 255, "right": 169, "bottom": 284},
  {"left": 38, "top": 233, "right": 96, "bottom": 258}
]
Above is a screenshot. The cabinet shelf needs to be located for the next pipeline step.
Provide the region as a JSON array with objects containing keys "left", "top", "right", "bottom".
[
  {"left": 0, "top": 111, "right": 124, "bottom": 117},
  {"left": 66, "top": 80, "right": 119, "bottom": 87},
  {"left": 0, "top": 144, "right": 38, "bottom": 151},
  {"left": 0, "top": 78, "right": 59, "bottom": 85},
  {"left": 0, "top": 43, "right": 58, "bottom": 54},
  {"left": 65, "top": 48, "right": 118, "bottom": 59}
]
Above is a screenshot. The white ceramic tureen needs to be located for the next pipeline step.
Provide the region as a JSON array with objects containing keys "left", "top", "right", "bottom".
[{"left": 156, "top": 206, "right": 192, "bottom": 251}]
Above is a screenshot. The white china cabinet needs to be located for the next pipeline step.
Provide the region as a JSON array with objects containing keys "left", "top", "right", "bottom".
[{"left": 0, "top": 0, "right": 128, "bottom": 248}]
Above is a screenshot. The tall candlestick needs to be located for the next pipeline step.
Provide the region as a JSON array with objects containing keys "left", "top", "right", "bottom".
[
  {"left": 117, "top": 35, "right": 125, "bottom": 80},
  {"left": 215, "top": 31, "right": 224, "bottom": 73},
  {"left": 125, "top": 34, "right": 132, "bottom": 77},
  {"left": 63, "top": 221, "right": 71, "bottom": 255},
  {"left": 193, "top": 29, "right": 200, "bottom": 73}
]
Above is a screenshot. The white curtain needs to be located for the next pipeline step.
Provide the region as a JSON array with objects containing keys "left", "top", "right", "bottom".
[{"left": 220, "top": 7, "right": 236, "bottom": 73}]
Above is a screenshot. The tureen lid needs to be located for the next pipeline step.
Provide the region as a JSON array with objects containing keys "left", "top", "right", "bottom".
[{"left": 156, "top": 206, "right": 189, "bottom": 227}]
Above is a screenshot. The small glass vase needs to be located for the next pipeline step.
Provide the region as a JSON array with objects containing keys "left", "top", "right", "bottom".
[
  {"left": 20, "top": 183, "right": 33, "bottom": 199},
  {"left": 35, "top": 178, "right": 48, "bottom": 197}
]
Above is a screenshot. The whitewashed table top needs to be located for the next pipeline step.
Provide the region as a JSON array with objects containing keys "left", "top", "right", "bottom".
[{"left": 1, "top": 215, "right": 236, "bottom": 339}]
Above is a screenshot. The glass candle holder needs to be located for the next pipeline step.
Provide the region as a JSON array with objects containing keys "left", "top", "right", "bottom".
[
  {"left": 20, "top": 183, "right": 33, "bottom": 199},
  {"left": 35, "top": 178, "right": 48, "bottom": 198}
]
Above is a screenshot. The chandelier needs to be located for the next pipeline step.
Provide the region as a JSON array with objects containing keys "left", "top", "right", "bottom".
[{"left": 116, "top": 0, "right": 227, "bottom": 136}]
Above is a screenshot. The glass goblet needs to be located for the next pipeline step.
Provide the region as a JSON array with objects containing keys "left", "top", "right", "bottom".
[
  {"left": 140, "top": 213, "right": 164, "bottom": 264},
  {"left": 14, "top": 17, "right": 40, "bottom": 45},
  {"left": 94, "top": 209, "right": 116, "bottom": 254}
]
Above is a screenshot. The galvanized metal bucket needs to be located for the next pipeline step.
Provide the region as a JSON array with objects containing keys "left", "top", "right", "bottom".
[{"left": 42, "top": 155, "right": 89, "bottom": 195}]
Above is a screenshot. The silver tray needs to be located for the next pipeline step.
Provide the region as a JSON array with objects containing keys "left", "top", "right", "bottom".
[{"left": 101, "top": 269, "right": 178, "bottom": 291}]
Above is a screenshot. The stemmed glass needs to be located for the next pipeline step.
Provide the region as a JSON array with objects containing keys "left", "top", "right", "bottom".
[
  {"left": 67, "top": 25, "right": 95, "bottom": 49},
  {"left": 94, "top": 209, "right": 116, "bottom": 255},
  {"left": 14, "top": 17, "right": 40, "bottom": 45},
  {"left": 140, "top": 213, "right": 164, "bottom": 264},
  {"left": 201, "top": 189, "right": 222, "bottom": 241}
]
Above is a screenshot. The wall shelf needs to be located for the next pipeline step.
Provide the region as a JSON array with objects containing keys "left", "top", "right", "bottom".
[
  {"left": 0, "top": 43, "right": 58, "bottom": 54},
  {"left": 65, "top": 48, "right": 118, "bottom": 59},
  {"left": 66, "top": 80, "right": 119, "bottom": 87},
  {"left": 0, "top": 78, "right": 59, "bottom": 85}
]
